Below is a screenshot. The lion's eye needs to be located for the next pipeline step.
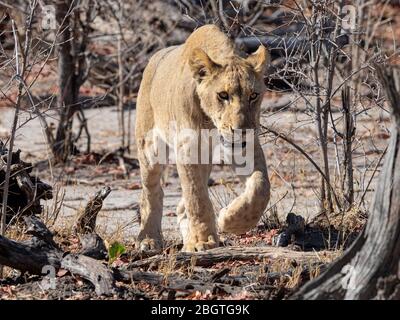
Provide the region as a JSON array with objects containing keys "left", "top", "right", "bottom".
[
  {"left": 218, "top": 92, "right": 229, "bottom": 100},
  {"left": 250, "top": 93, "right": 259, "bottom": 101}
]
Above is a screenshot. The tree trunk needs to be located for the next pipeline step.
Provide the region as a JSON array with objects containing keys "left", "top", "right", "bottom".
[
  {"left": 292, "top": 66, "right": 400, "bottom": 300},
  {"left": 53, "top": 0, "right": 78, "bottom": 162}
]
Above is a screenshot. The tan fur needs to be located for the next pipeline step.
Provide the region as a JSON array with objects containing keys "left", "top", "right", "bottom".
[{"left": 135, "top": 25, "right": 271, "bottom": 252}]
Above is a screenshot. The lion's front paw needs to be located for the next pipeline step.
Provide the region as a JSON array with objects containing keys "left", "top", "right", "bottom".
[
  {"left": 182, "top": 234, "right": 219, "bottom": 252},
  {"left": 218, "top": 204, "right": 259, "bottom": 235}
]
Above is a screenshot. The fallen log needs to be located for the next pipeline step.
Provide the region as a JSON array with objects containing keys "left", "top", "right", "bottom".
[
  {"left": 61, "top": 254, "right": 114, "bottom": 296},
  {"left": 0, "top": 224, "right": 115, "bottom": 296},
  {"left": 0, "top": 216, "right": 62, "bottom": 274},
  {"left": 0, "top": 188, "right": 115, "bottom": 296},
  {"left": 0, "top": 234, "right": 62, "bottom": 274},
  {"left": 129, "top": 246, "right": 329, "bottom": 269}
]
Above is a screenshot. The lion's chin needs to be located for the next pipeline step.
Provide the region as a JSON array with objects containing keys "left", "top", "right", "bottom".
[{"left": 219, "top": 135, "right": 247, "bottom": 149}]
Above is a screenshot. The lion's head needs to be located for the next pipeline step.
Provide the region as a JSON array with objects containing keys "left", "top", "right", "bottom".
[{"left": 188, "top": 45, "right": 268, "bottom": 147}]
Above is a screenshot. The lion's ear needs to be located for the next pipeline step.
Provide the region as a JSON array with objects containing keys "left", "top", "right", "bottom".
[
  {"left": 246, "top": 45, "right": 268, "bottom": 75},
  {"left": 189, "top": 48, "right": 219, "bottom": 81}
]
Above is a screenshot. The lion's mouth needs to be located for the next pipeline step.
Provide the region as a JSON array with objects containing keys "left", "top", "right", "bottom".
[{"left": 220, "top": 135, "right": 247, "bottom": 149}]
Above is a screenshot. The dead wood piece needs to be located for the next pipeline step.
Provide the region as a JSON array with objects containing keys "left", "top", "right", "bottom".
[
  {"left": 0, "top": 235, "right": 62, "bottom": 274},
  {"left": 61, "top": 254, "right": 115, "bottom": 296},
  {"left": 0, "top": 213, "right": 62, "bottom": 274},
  {"left": 31, "top": 178, "right": 53, "bottom": 201},
  {"left": 12, "top": 163, "right": 35, "bottom": 202},
  {"left": 0, "top": 214, "right": 114, "bottom": 297},
  {"left": 74, "top": 186, "right": 111, "bottom": 234},
  {"left": 0, "top": 147, "right": 53, "bottom": 221},
  {"left": 129, "top": 246, "right": 326, "bottom": 269},
  {"left": 286, "top": 213, "right": 305, "bottom": 236},
  {"left": 73, "top": 187, "right": 111, "bottom": 262},
  {"left": 79, "top": 233, "right": 108, "bottom": 260},
  {"left": 113, "top": 269, "right": 163, "bottom": 285},
  {"left": 24, "top": 215, "right": 57, "bottom": 246}
]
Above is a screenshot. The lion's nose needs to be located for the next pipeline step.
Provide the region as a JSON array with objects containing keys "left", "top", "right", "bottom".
[{"left": 232, "top": 115, "right": 246, "bottom": 131}]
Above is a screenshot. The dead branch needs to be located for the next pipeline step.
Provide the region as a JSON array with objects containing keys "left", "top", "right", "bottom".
[
  {"left": 74, "top": 186, "right": 111, "bottom": 234},
  {"left": 129, "top": 246, "right": 328, "bottom": 269},
  {"left": 61, "top": 254, "right": 114, "bottom": 296}
]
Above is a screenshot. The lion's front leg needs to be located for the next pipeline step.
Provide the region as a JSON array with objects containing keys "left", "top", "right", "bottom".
[
  {"left": 218, "top": 139, "right": 270, "bottom": 234},
  {"left": 177, "top": 164, "right": 218, "bottom": 252}
]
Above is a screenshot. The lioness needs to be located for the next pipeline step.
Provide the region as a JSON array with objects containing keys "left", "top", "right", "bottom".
[{"left": 135, "top": 25, "right": 271, "bottom": 252}]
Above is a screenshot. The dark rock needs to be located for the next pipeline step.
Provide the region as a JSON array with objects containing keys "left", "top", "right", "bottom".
[{"left": 274, "top": 231, "right": 290, "bottom": 247}]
